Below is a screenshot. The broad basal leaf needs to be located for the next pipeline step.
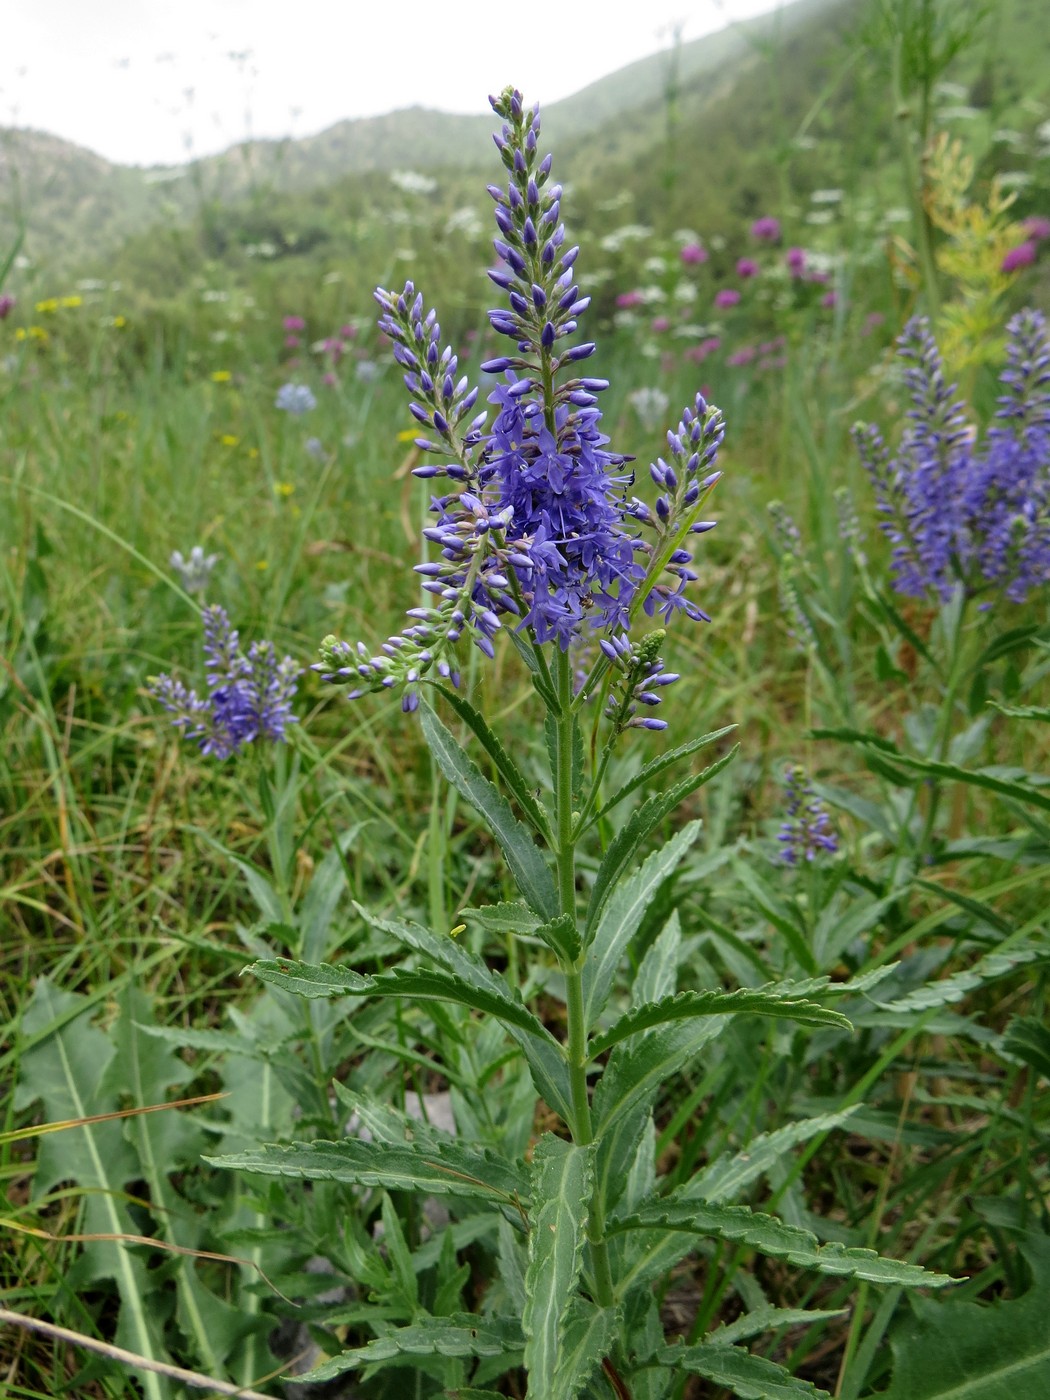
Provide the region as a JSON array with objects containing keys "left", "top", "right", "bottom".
[{"left": 878, "top": 1233, "right": 1050, "bottom": 1399}]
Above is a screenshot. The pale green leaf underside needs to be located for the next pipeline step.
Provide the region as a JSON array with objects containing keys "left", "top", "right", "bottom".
[
  {"left": 249, "top": 958, "right": 558, "bottom": 1046},
  {"left": 523, "top": 1136, "right": 595, "bottom": 1396},
  {"left": 656, "top": 1340, "right": 831, "bottom": 1398},
  {"left": 611, "top": 1199, "right": 955, "bottom": 1287},
  {"left": 301, "top": 1315, "right": 523, "bottom": 1382},
  {"left": 207, "top": 1136, "right": 526, "bottom": 1205}
]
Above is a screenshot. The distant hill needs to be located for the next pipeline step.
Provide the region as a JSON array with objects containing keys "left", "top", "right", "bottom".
[{"left": 0, "top": 0, "right": 849, "bottom": 270}]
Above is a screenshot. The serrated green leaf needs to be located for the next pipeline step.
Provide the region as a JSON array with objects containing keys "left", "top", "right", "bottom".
[
  {"left": 207, "top": 1137, "right": 526, "bottom": 1206},
  {"left": 583, "top": 821, "right": 703, "bottom": 1026},
  {"left": 634, "top": 911, "right": 683, "bottom": 1007},
  {"left": 617, "top": 1112, "right": 862, "bottom": 1296},
  {"left": 302, "top": 1315, "right": 523, "bottom": 1381},
  {"left": 421, "top": 701, "right": 558, "bottom": 918},
  {"left": 523, "top": 1136, "right": 594, "bottom": 1396},
  {"left": 693, "top": 1109, "right": 860, "bottom": 1203},
  {"left": 990, "top": 700, "right": 1050, "bottom": 724},
  {"left": 353, "top": 908, "right": 574, "bottom": 1121},
  {"left": 460, "top": 901, "right": 541, "bottom": 935},
  {"left": 249, "top": 958, "right": 559, "bottom": 1046},
  {"left": 332, "top": 1083, "right": 450, "bottom": 1146},
  {"left": 591, "top": 986, "right": 850, "bottom": 1056},
  {"left": 531, "top": 911, "right": 583, "bottom": 965},
  {"left": 707, "top": 1305, "right": 846, "bottom": 1347},
  {"left": 585, "top": 748, "right": 738, "bottom": 932},
  {"left": 591, "top": 1019, "right": 727, "bottom": 1215},
  {"left": 879, "top": 1234, "right": 1050, "bottom": 1398},
  {"left": 552, "top": 1301, "right": 618, "bottom": 1399},
  {"left": 434, "top": 684, "right": 554, "bottom": 839},
  {"left": 594, "top": 726, "right": 737, "bottom": 821},
  {"left": 813, "top": 733, "right": 1050, "bottom": 816},
  {"left": 611, "top": 1199, "right": 954, "bottom": 1287},
  {"left": 656, "top": 1340, "right": 831, "bottom": 1398},
  {"left": 872, "top": 942, "right": 1046, "bottom": 1015}
]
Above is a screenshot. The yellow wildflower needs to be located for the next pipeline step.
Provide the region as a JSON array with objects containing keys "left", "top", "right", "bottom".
[{"left": 211, "top": 370, "right": 232, "bottom": 383}]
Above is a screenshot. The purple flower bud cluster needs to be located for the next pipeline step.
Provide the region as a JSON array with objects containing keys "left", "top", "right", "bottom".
[
  {"left": 314, "top": 88, "right": 727, "bottom": 716},
  {"left": 778, "top": 765, "right": 838, "bottom": 865},
  {"left": 150, "top": 606, "right": 300, "bottom": 759},
  {"left": 855, "top": 311, "right": 1050, "bottom": 605},
  {"left": 599, "top": 630, "right": 679, "bottom": 732}
]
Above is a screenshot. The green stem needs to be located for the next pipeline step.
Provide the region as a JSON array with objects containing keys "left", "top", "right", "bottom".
[{"left": 553, "top": 649, "right": 616, "bottom": 1310}]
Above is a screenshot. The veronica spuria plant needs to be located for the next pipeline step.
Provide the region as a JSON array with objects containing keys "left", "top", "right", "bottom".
[{"left": 210, "top": 89, "right": 952, "bottom": 1399}]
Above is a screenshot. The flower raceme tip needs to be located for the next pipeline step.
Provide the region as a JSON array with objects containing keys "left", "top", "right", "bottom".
[{"left": 314, "top": 88, "right": 727, "bottom": 724}]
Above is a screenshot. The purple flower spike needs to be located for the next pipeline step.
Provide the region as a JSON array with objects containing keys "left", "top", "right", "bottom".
[
  {"left": 855, "top": 310, "right": 1050, "bottom": 605},
  {"left": 778, "top": 766, "right": 838, "bottom": 865},
  {"left": 149, "top": 606, "right": 300, "bottom": 760},
  {"left": 313, "top": 87, "right": 728, "bottom": 727}
]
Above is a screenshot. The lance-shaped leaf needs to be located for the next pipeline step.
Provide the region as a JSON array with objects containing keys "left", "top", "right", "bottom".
[
  {"left": 591, "top": 1019, "right": 728, "bottom": 1216},
  {"left": 433, "top": 684, "right": 553, "bottom": 840},
  {"left": 616, "top": 1111, "right": 862, "bottom": 1298},
  {"left": 590, "top": 987, "right": 851, "bottom": 1057},
  {"left": 593, "top": 725, "right": 737, "bottom": 823},
  {"left": 460, "top": 901, "right": 541, "bottom": 936},
  {"left": 523, "top": 1136, "right": 595, "bottom": 1396},
  {"left": 421, "top": 701, "right": 559, "bottom": 919},
  {"left": 691, "top": 1109, "right": 860, "bottom": 1203},
  {"left": 609, "top": 1199, "right": 955, "bottom": 1288},
  {"left": 14, "top": 980, "right": 170, "bottom": 1400},
  {"left": 300, "top": 1314, "right": 524, "bottom": 1382},
  {"left": 585, "top": 747, "right": 738, "bottom": 933},
  {"left": 583, "top": 821, "right": 702, "bottom": 1026},
  {"left": 812, "top": 728, "right": 1050, "bottom": 816},
  {"left": 352, "top": 908, "right": 574, "bottom": 1121},
  {"left": 552, "top": 1301, "right": 619, "bottom": 1400},
  {"left": 706, "top": 1306, "right": 846, "bottom": 1348},
  {"left": 655, "top": 1341, "right": 831, "bottom": 1398},
  {"left": 207, "top": 1137, "right": 527, "bottom": 1207},
  {"left": 249, "top": 959, "right": 559, "bottom": 1048},
  {"left": 869, "top": 942, "right": 1046, "bottom": 1016}
]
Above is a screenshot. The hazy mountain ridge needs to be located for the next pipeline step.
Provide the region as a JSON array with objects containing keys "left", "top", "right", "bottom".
[{"left": 0, "top": 0, "right": 848, "bottom": 269}]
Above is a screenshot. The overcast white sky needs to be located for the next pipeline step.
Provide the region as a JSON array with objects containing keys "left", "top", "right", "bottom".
[{"left": 3, "top": 0, "right": 781, "bottom": 167}]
